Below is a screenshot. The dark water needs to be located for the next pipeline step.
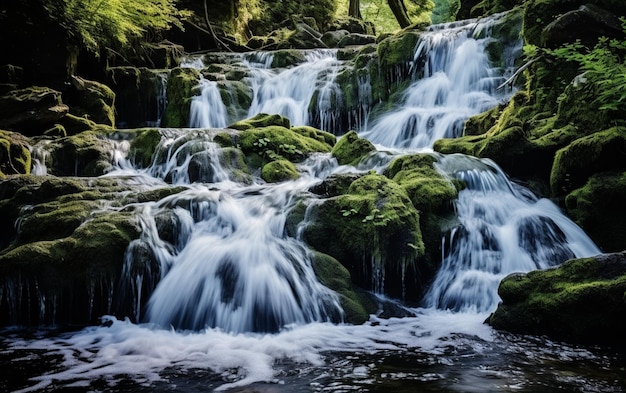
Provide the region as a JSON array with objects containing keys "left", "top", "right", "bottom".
[{"left": 2, "top": 312, "right": 624, "bottom": 392}]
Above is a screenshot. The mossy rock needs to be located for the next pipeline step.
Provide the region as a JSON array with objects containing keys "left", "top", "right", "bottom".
[
  {"left": 377, "top": 30, "right": 421, "bottom": 73},
  {"left": 302, "top": 173, "right": 425, "bottom": 300},
  {"left": 550, "top": 127, "right": 626, "bottom": 197},
  {"left": 310, "top": 251, "right": 377, "bottom": 324},
  {"left": 228, "top": 113, "right": 291, "bottom": 131},
  {"left": 238, "top": 123, "right": 333, "bottom": 166},
  {"left": 383, "top": 154, "right": 459, "bottom": 214},
  {"left": 565, "top": 172, "right": 626, "bottom": 252},
  {"left": 128, "top": 128, "right": 162, "bottom": 168},
  {"left": 66, "top": 76, "right": 116, "bottom": 127},
  {"left": 291, "top": 125, "right": 336, "bottom": 146},
  {"left": 0, "top": 130, "right": 31, "bottom": 179},
  {"left": 58, "top": 113, "right": 98, "bottom": 135},
  {"left": 0, "top": 174, "right": 144, "bottom": 326},
  {"left": 14, "top": 199, "right": 101, "bottom": 246},
  {"left": 0, "top": 86, "right": 67, "bottom": 134},
  {"left": 487, "top": 251, "right": 626, "bottom": 349},
  {"left": 48, "top": 131, "right": 115, "bottom": 176},
  {"left": 43, "top": 124, "right": 67, "bottom": 137},
  {"left": 261, "top": 159, "right": 299, "bottom": 182},
  {"left": 162, "top": 67, "right": 201, "bottom": 127},
  {"left": 270, "top": 49, "right": 307, "bottom": 68},
  {"left": 331, "top": 130, "right": 376, "bottom": 166}
]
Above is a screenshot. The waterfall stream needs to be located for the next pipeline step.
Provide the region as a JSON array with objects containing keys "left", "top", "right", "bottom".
[{"left": 3, "top": 11, "right": 618, "bottom": 393}]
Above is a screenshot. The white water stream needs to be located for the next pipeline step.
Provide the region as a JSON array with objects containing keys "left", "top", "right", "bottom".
[{"left": 4, "top": 11, "right": 613, "bottom": 393}]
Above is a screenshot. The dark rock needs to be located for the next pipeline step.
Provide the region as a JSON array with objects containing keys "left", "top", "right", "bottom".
[{"left": 0, "top": 87, "right": 68, "bottom": 135}]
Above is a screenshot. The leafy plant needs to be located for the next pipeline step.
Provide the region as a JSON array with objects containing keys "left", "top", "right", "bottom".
[
  {"left": 548, "top": 19, "right": 626, "bottom": 114},
  {"left": 43, "top": 0, "right": 190, "bottom": 56}
]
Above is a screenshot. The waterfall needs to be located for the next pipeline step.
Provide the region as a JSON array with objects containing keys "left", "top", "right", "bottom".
[
  {"left": 361, "top": 14, "right": 521, "bottom": 149},
  {"left": 246, "top": 49, "right": 343, "bottom": 130},
  {"left": 116, "top": 133, "right": 342, "bottom": 332},
  {"left": 423, "top": 154, "right": 601, "bottom": 312},
  {"left": 189, "top": 77, "right": 229, "bottom": 128}
]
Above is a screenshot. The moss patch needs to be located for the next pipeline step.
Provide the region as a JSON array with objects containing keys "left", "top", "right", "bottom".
[
  {"left": 261, "top": 159, "right": 299, "bottom": 182},
  {"left": 565, "top": 172, "right": 626, "bottom": 252},
  {"left": 487, "top": 251, "right": 626, "bottom": 348},
  {"left": 331, "top": 130, "right": 376, "bottom": 166}
]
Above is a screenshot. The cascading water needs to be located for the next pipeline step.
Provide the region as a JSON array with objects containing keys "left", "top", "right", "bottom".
[
  {"left": 3, "top": 11, "right": 620, "bottom": 393},
  {"left": 422, "top": 154, "right": 600, "bottom": 312},
  {"left": 189, "top": 77, "right": 228, "bottom": 128},
  {"left": 362, "top": 14, "right": 520, "bottom": 148}
]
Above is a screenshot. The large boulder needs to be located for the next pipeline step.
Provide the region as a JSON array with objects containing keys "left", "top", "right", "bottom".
[
  {"left": 302, "top": 172, "right": 426, "bottom": 300},
  {"left": 487, "top": 251, "right": 626, "bottom": 349},
  {"left": 0, "top": 87, "right": 68, "bottom": 135},
  {"left": 65, "top": 76, "right": 116, "bottom": 127},
  {"left": 0, "top": 130, "right": 31, "bottom": 178},
  {"left": 0, "top": 176, "right": 143, "bottom": 326}
]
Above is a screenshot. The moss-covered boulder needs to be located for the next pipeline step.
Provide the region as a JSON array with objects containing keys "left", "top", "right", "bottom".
[
  {"left": 47, "top": 131, "right": 116, "bottom": 176},
  {"left": 0, "top": 176, "right": 143, "bottom": 326},
  {"left": 487, "top": 251, "right": 626, "bottom": 349},
  {"left": 564, "top": 172, "right": 626, "bottom": 253},
  {"left": 310, "top": 251, "right": 377, "bottom": 324},
  {"left": 302, "top": 173, "right": 425, "bottom": 300},
  {"left": 550, "top": 127, "right": 626, "bottom": 197},
  {"left": 162, "top": 67, "right": 201, "bottom": 127},
  {"left": 234, "top": 114, "right": 334, "bottom": 171},
  {"left": 229, "top": 112, "right": 291, "bottom": 131},
  {"left": 331, "top": 130, "right": 376, "bottom": 166},
  {"left": 0, "top": 87, "right": 68, "bottom": 135},
  {"left": 65, "top": 76, "right": 116, "bottom": 127},
  {"left": 383, "top": 153, "right": 461, "bottom": 266},
  {"left": 261, "top": 159, "right": 299, "bottom": 182},
  {"left": 0, "top": 130, "right": 31, "bottom": 178},
  {"left": 127, "top": 128, "right": 163, "bottom": 168}
]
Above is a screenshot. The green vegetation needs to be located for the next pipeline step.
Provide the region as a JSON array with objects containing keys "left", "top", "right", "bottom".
[
  {"left": 487, "top": 252, "right": 626, "bottom": 348},
  {"left": 42, "top": 0, "right": 190, "bottom": 57}
]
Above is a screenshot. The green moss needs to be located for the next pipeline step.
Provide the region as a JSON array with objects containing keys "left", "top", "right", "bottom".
[
  {"left": 239, "top": 124, "right": 333, "bottom": 165},
  {"left": 43, "top": 124, "right": 67, "bottom": 137},
  {"left": 550, "top": 127, "right": 626, "bottom": 196},
  {"left": 220, "top": 147, "right": 252, "bottom": 183},
  {"left": 162, "top": 67, "right": 201, "bottom": 127},
  {"left": 270, "top": 49, "right": 306, "bottom": 68},
  {"left": 229, "top": 113, "right": 291, "bottom": 131},
  {"left": 488, "top": 252, "right": 626, "bottom": 348},
  {"left": 129, "top": 128, "right": 162, "bottom": 168},
  {"left": 49, "top": 131, "right": 115, "bottom": 176},
  {"left": 213, "top": 131, "right": 235, "bottom": 147},
  {"left": 0, "top": 130, "right": 31, "bottom": 178},
  {"left": 68, "top": 77, "right": 116, "bottom": 127},
  {"left": 331, "top": 131, "right": 376, "bottom": 166},
  {"left": 15, "top": 199, "right": 100, "bottom": 246},
  {"left": 261, "top": 159, "right": 299, "bottom": 182},
  {"left": 302, "top": 173, "right": 424, "bottom": 299},
  {"left": 384, "top": 154, "right": 459, "bottom": 214},
  {"left": 310, "top": 251, "right": 376, "bottom": 324},
  {"left": 291, "top": 125, "right": 336, "bottom": 146},
  {"left": 565, "top": 172, "right": 626, "bottom": 252},
  {"left": 58, "top": 113, "right": 98, "bottom": 135},
  {"left": 377, "top": 30, "right": 421, "bottom": 72}
]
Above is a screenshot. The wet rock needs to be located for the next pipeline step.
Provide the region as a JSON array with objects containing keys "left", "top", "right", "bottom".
[
  {"left": 487, "top": 251, "right": 626, "bottom": 349},
  {"left": 541, "top": 4, "right": 623, "bottom": 48},
  {"left": 0, "top": 87, "right": 68, "bottom": 135}
]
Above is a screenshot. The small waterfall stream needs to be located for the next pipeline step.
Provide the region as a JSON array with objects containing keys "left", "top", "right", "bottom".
[{"left": 3, "top": 11, "right": 619, "bottom": 393}]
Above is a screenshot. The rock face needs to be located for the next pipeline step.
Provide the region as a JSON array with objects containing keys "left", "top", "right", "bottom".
[
  {"left": 487, "top": 252, "right": 626, "bottom": 349},
  {"left": 0, "top": 87, "right": 68, "bottom": 134}
]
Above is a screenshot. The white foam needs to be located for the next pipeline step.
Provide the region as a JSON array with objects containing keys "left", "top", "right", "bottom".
[{"left": 11, "top": 310, "right": 494, "bottom": 391}]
